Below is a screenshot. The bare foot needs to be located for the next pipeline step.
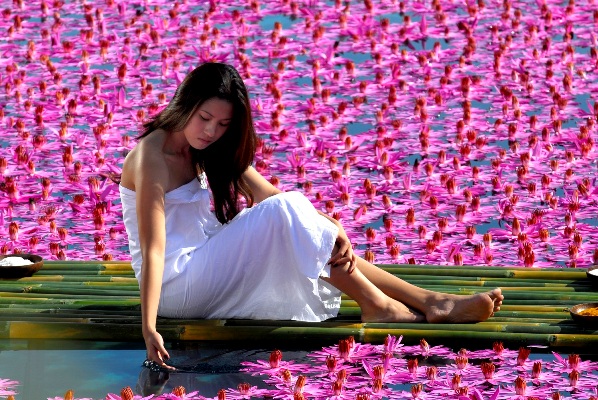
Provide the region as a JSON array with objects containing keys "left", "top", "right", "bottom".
[
  {"left": 361, "top": 297, "right": 425, "bottom": 323},
  {"left": 425, "top": 288, "right": 504, "bottom": 324}
]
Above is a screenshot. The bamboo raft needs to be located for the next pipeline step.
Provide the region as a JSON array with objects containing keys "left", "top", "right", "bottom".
[{"left": 1, "top": 261, "right": 597, "bottom": 351}]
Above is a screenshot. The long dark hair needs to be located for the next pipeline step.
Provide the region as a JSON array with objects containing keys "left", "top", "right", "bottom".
[{"left": 140, "top": 62, "right": 257, "bottom": 224}]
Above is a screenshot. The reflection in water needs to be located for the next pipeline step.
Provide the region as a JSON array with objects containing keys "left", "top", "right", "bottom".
[
  {"left": 136, "top": 368, "right": 170, "bottom": 397},
  {"left": 135, "top": 347, "right": 283, "bottom": 397}
]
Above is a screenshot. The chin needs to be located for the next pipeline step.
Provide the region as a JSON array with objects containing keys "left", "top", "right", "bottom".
[{"left": 192, "top": 141, "right": 211, "bottom": 150}]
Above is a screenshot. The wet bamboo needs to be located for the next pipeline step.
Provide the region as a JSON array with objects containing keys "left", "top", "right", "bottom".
[
  {"left": 356, "top": 322, "right": 594, "bottom": 334},
  {"left": 404, "top": 284, "right": 595, "bottom": 294},
  {"left": 0, "top": 308, "right": 140, "bottom": 317},
  {"left": 0, "top": 297, "right": 139, "bottom": 306},
  {"left": 0, "top": 302, "right": 140, "bottom": 310},
  {"left": 340, "top": 302, "right": 578, "bottom": 313},
  {"left": 15, "top": 275, "right": 138, "bottom": 284},
  {"left": 492, "top": 311, "right": 570, "bottom": 319},
  {"left": 39, "top": 264, "right": 133, "bottom": 271},
  {"left": 385, "top": 274, "right": 582, "bottom": 284},
  {"left": 0, "top": 282, "right": 139, "bottom": 290},
  {"left": 400, "top": 279, "right": 592, "bottom": 289},
  {"left": 378, "top": 266, "right": 587, "bottom": 280},
  {"left": 0, "top": 289, "right": 139, "bottom": 298},
  {"left": 381, "top": 288, "right": 598, "bottom": 301},
  {"left": 33, "top": 269, "right": 135, "bottom": 276},
  {"left": 43, "top": 260, "right": 132, "bottom": 266}
]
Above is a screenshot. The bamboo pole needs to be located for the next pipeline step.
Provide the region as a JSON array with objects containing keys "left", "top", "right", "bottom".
[
  {"left": 0, "top": 261, "right": 594, "bottom": 349},
  {"left": 40, "top": 263, "right": 133, "bottom": 271},
  {"left": 0, "top": 282, "right": 139, "bottom": 291},
  {"left": 377, "top": 266, "right": 588, "bottom": 280},
  {"left": 43, "top": 261, "right": 132, "bottom": 266},
  {"left": 384, "top": 274, "right": 583, "bottom": 284},
  {"left": 33, "top": 270, "right": 135, "bottom": 276},
  {"left": 14, "top": 275, "right": 138, "bottom": 283},
  {"left": 0, "top": 297, "right": 140, "bottom": 306},
  {"left": 0, "top": 290, "right": 139, "bottom": 298},
  {"left": 399, "top": 279, "right": 593, "bottom": 289}
]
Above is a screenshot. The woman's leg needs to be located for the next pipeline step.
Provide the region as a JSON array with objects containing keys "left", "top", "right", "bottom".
[
  {"left": 323, "top": 248, "right": 503, "bottom": 323},
  {"left": 349, "top": 256, "right": 504, "bottom": 323},
  {"left": 322, "top": 254, "right": 425, "bottom": 323}
]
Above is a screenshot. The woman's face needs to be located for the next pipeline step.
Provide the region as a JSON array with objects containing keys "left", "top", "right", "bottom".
[{"left": 184, "top": 97, "right": 233, "bottom": 150}]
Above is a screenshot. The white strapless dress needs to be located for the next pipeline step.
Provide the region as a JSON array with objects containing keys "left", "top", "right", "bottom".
[{"left": 119, "top": 178, "right": 341, "bottom": 322}]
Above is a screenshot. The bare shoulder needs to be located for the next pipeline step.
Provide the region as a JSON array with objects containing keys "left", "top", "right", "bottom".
[{"left": 121, "top": 130, "right": 169, "bottom": 191}]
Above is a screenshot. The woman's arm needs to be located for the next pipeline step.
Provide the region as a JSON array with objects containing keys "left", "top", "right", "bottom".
[
  {"left": 125, "top": 138, "right": 173, "bottom": 368},
  {"left": 242, "top": 166, "right": 281, "bottom": 203}
]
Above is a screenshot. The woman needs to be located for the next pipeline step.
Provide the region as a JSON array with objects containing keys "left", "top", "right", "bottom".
[{"left": 119, "top": 62, "right": 503, "bottom": 368}]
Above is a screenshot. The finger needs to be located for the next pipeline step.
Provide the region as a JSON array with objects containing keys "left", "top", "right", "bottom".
[
  {"left": 152, "top": 352, "right": 176, "bottom": 371},
  {"left": 160, "top": 346, "right": 170, "bottom": 361},
  {"left": 328, "top": 244, "right": 346, "bottom": 265},
  {"left": 336, "top": 241, "right": 351, "bottom": 257},
  {"left": 348, "top": 254, "right": 356, "bottom": 274},
  {"left": 328, "top": 252, "right": 345, "bottom": 266},
  {"left": 332, "top": 256, "right": 352, "bottom": 267}
]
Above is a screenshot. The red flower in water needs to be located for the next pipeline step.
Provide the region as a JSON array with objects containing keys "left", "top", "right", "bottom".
[
  {"left": 409, "top": 383, "right": 422, "bottom": 399},
  {"left": 514, "top": 376, "right": 527, "bottom": 396},
  {"left": 517, "top": 347, "right": 531, "bottom": 366},
  {"left": 270, "top": 350, "right": 283, "bottom": 368}
]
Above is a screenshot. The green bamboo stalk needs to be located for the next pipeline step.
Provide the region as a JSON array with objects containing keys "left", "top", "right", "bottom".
[
  {"left": 33, "top": 269, "right": 135, "bottom": 276},
  {"left": 359, "top": 322, "right": 596, "bottom": 334},
  {"left": 15, "top": 275, "right": 138, "bottom": 284},
  {"left": 0, "top": 282, "right": 139, "bottom": 290},
  {"left": 394, "top": 274, "right": 586, "bottom": 285},
  {"left": 378, "top": 266, "right": 587, "bottom": 280},
  {"left": 39, "top": 263, "right": 133, "bottom": 271},
  {"left": 0, "top": 308, "right": 140, "bottom": 316},
  {"left": 0, "top": 286, "right": 139, "bottom": 296},
  {"left": 43, "top": 260, "right": 132, "bottom": 266},
  {"left": 0, "top": 302, "right": 140, "bottom": 310},
  {"left": 380, "top": 288, "right": 598, "bottom": 300},
  {"left": 0, "top": 290, "right": 139, "bottom": 298},
  {"left": 499, "top": 305, "right": 573, "bottom": 312},
  {"left": 379, "top": 263, "right": 588, "bottom": 274},
  {"left": 489, "top": 317, "right": 573, "bottom": 324},
  {"left": 400, "top": 279, "right": 593, "bottom": 289},
  {"left": 0, "top": 321, "right": 147, "bottom": 340},
  {"left": 336, "top": 307, "right": 572, "bottom": 320},
  {"left": 406, "top": 284, "right": 594, "bottom": 293},
  {"left": 0, "top": 297, "right": 139, "bottom": 306},
  {"left": 492, "top": 311, "right": 570, "bottom": 319}
]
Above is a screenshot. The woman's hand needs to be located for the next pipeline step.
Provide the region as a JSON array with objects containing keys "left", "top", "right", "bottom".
[
  {"left": 328, "top": 225, "right": 356, "bottom": 273},
  {"left": 143, "top": 328, "right": 175, "bottom": 370}
]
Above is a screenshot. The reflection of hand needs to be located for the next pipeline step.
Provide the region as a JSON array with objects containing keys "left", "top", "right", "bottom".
[
  {"left": 144, "top": 329, "right": 175, "bottom": 370},
  {"left": 137, "top": 364, "right": 170, "bottom": 397},
  {"left": 328, "top": 226, "right": 356, "bottom": 273}
]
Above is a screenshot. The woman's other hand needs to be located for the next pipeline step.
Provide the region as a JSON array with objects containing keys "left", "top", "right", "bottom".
[
  {"left": 328, "top": 225, "right": 356, "bottom": 273},
  {"left": 143, "top": 329, "right": 175, "bottom": 370}
]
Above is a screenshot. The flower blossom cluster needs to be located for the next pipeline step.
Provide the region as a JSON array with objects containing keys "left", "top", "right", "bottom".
[{"left": 0, "top": 0, "right": 597, "bottom": 266}]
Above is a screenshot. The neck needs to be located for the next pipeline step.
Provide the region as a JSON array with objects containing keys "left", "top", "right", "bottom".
[{"left": 163, "top": 130, "right": 190, "bottom": 156}]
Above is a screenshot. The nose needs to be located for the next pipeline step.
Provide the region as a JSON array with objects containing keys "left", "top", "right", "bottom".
[{"left": 204, "top": 121, "right": 217, "bottom": 138}]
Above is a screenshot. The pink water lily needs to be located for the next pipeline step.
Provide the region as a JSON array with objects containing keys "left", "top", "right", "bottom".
[{"left": 0, "top": 378, "right": 18, "bottom": 396}]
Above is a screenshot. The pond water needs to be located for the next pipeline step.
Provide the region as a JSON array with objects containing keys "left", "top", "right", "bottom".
[
  {"left": 0, "top": 340, "right": 271, "bottom": 399},
  {"left": 1, "top": 339, "right": 597, "bottom": 399}
]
